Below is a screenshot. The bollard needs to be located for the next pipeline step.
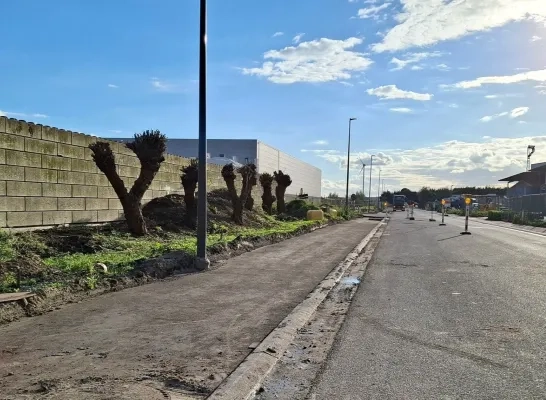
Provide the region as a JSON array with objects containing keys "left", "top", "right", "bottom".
[
  {"left": 429, "top": 205, "right": 436, "bottom": 222},
  {"left": 439, "top": 205, "right": 446, "bottom": 226},
  {"left": 409, "top": 204, "right": 415, "bottom": 220},
  {"left": 460, "top": 202, "right": 472, "bottom": 235}
]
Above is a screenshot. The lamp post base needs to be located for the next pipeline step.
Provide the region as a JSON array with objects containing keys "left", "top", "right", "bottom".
[
  {"left": 195, "top": 256, "right": 210, "bottom": 271},
  {"left": 439, "top": 223, "right": 446, "bottom": 226},
  {"left": 409, "top": 217, "right": 415, "bottom": 220},
  {"left": 460, "top": 231, "right": 471, "bottom": 235},
  {"left": 429, "top": 218, "right": 436, "bottom": 222}
]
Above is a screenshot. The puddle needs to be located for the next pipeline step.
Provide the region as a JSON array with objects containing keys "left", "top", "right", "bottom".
[{"left": 341, "top": 277, "right": 360, "bottom": 285}]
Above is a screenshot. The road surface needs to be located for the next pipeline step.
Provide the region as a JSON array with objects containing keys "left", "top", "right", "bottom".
[{"left": 310, "top": 209, "right": 546, "bottom": 400}]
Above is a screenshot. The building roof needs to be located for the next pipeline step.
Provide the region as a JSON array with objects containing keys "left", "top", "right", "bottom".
[{"left": 499, "top": 163, "right": 546, "bottom": 184}]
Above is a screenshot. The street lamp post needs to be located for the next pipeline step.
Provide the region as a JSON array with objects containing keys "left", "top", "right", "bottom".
[
  {"left": 345, "top": 118, "right": 357, "bottom": 212},
  {"left": 196, "top": 0, "right": 209, "bottom": 271},
  {"left": 360, "top": 160, "right": 366, "bottom": 206},
  {"left": 377, "top": 169, "right": 381, "bottom": 209},
  {"left": 368, "top": 155, "right": 375, "bottom": 212}
]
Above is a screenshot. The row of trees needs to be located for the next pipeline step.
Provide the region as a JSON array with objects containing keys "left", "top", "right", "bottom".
[
  {"left": 89, "top": 130, "right": 293, "bottom": 236},
  {"left": 379, "top": 186, "right": 508, "bottom": 208}
]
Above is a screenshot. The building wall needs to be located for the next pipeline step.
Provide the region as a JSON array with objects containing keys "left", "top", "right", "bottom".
[
  {"left": 0, "top": 117, "right": 255, "bottom": 229},
  {"left": 159, "top": 139, "right": 258, "bottom": 165},
  {"left": 257, "top": 142, "right": 322, "bottom": 197}
]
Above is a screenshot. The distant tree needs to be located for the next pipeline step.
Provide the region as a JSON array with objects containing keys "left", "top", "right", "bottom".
[
  {"left": 327, "top": 192, "right": 340, "bottom": 199},
  {"left": 221, "top": 163, "right": 257, "bottom": 225},
  {"left": 274, "top": 170, "right": 292, "bottom": 214},
  {"left": 380, "top": 190, "right": 393, "bottom": 202},
  {"left": 259, "top": 172, "right": 276, "bottom": 215},
  {"left": 89, "top": 130, "right": 166, "bottom": 236},
  {"left": 181, "top": 159, "right": 198, "bottom": 229}
]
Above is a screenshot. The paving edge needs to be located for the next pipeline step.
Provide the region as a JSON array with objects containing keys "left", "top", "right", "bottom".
[
  {"left": 449, "top": 214, "right": 546, "bottom": 237},
  {"left": 206, "top": 219, "right": 386, "bottom": 400}
]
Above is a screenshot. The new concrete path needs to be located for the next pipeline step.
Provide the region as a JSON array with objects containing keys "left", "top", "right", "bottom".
[{"left": 0, "top": 218, "right": 378, "bottom": 399}]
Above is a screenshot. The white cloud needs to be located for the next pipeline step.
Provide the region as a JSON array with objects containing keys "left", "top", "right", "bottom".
[
  {"left": 531, "top": 35, "right": 542, "bottom": 42},
  {"left": 292, "top": 33, "right": 305, "bottom": 44},
  {"left": 372, "top": 0, "right": 546, "bottom": 52},
  {"left": 510, "top": 106, "right": 529, "bottom": 118},
  {"left": 108, "top": 84, "right": 119, "bottom": 88},
  {"left": 109, "top": 129, "right": 122, "bottom": 134},
  {"left": 357, "top": 3, "right": 390, "bottom": 19},
  {"left": 367, "top": 84, "right": 432, "bottom": 101},
  {"left": 312, "top": 140, "right": 329, "bottom": 146},
  {"left": 272, "top": 32, "right": 284, "bottom": 37},
  {"left": 447, "top": 69, "right": 546, "bottom": 89},
  {"left": 0, "top": 110, "right": 48, "bottom": 119},
  {"left": 434, "top": 63, "right": 451, "bottom": 71},
  {"left": 389, "top": 51, "right": 444, "bottom": 70},
  {"left": 241, "top": 37, "right": 373, "bottom": 84},
  {"left": 314, "top": 136, "right": 546, "bottom": 191},
  {"left": 410, "top": 65, "right": 424, "bottom": 71},
  {"left": 390, "top": 107, "right": 413, "bottom": 113},
  {"left": 480, "top": 106, "right": 529, "bottom": 122}
]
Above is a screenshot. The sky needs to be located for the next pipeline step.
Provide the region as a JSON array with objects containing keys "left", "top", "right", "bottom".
[{"left": 2, "top": 0, "right": 546, "bottom": 195}]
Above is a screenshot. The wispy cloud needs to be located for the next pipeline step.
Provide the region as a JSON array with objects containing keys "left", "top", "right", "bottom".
[
  {"left": 108, "top": 83, "right": 119, "bottom": 88},
  {"left": 480, "top": 106, "right": 529, "bottom": 122},
  {"left": 312, "top": 140, "right": 329, "bottom": 146},
  {"left": 109, "top": 129, "right": 122, "bottom": 134},
  {"left": 445, "top": 69, "right": 546, "bottom": 89},
  {"left": 390, "top": 107, "right": 413, "bottom": 113},
  {"left": 367, "top": 85, "right": 432, "bottom": 101},
  {"left": 0, "top": 110, "right": 49, "bottom": 119},
  {"left": 272, "top": 32, "right": 284, "bottom": 37},
  {"left": 357, "top": 3, "right": 390, "bottom": 19},
  {"left": 292, "top": 33, "right": 305, "bottom": 44},
  {"left": 150, "top": 77, "right": 182, "bottom": 92},
  {"left": 531, "top": 35, "right": 542, "bottom": 42},
  {"left": 389, "top": 51, "right": 444, "bottom": 71}
]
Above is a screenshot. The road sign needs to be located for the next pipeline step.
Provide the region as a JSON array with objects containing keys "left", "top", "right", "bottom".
[
  {"left": 441, "top": 199, "right": 446, "bottom": 205},
  {"left": 465, "top": 197, "right": 471, "bottom": 205}
]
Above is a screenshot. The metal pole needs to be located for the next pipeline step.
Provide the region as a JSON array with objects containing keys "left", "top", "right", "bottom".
[
  {"left": 196, "top": 0, "right": 209, "bottom": 270},
  {"left": 345, "top": 118, "right": 353, "bottom": 212},
  {"left": 362, "top": 164, "right": 366, "bottom": 206},
  {"left": 368, "top": 155, "right": 374, "bottom": 212},
  {"left": 429, "top": 201, "right": 436, "bottom": 221},
  {"left": 440, "top": 205, "right": 446, "bottom": 226},
  {"left": 461, "top": 199, "right": 471, "bottom": 235},
  {"left": 377, "top": 169, "right": 381, "bottom": 210}
]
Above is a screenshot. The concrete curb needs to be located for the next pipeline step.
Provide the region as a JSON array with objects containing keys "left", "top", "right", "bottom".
[
  {"left": 450, "top": 214, "right": 546, "bottom": 237},
  {"left": 206, "top": 219, "right": 386, "bottom": 400}
]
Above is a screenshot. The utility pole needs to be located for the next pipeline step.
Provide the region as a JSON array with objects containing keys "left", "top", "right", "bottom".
[
  {"left": 345, "top": 118, "right": 357, "bottom": 212},
  {"left": 377, "top": 169, "right": 381, "bottom": 210},
  {"left": 196, "top": 0, "right": 209, "bottom": 271},
  {"left": 368, "top": 155, "right": 375, "bottom": 212},
  {"left": 359, "top": 159, "right": 366, "bottom": 208}
]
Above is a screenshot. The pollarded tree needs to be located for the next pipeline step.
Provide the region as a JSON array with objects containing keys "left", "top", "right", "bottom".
[
  {"left": 221, "top": 163, "right": 257, "bottom": 225},
  {"left": 89, "top": 130, "right": 166, "bottom": 236},
  {"left": 244, "top": 170, "right": 258, "bottom": 211},
  {"left": 274, "top": 170, "right": 292, "bottom": 214},
  {"left": 259, "top": 172, "right": 276, "bottom": 215},
  {"left": 181, "top": 159, "right": 198, "bottom": 229}
]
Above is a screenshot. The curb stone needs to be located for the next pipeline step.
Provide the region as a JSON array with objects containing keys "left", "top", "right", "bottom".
[{"left": 206, "top": 219, "right": 386, "bottom": 400}]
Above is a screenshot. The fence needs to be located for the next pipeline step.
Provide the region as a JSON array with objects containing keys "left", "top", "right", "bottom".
[{"left": 504, "top": 194, "right": 546, "bottom": 216}]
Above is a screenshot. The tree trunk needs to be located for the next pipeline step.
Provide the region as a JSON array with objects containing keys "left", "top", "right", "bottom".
[
  {"left": 224, "top": 177, "right": 244, "bottom": 224},
  {"left": 276, "top": 185, "right": 287, "bottom": 213},
  {"left": 184, "top": 193, "right": 197, "bottom": 229},
  {"left": 245, "top": 196, "right": 254, "bottom": 211},
  {"left": 261, "top": 187, "right": 276, "bottom": 215},
  {"left": 121, "top": 195, "right": 147, "bottom": 236},
  {"left": 233, "top": 199, "right": 244, "bottom": 225}
]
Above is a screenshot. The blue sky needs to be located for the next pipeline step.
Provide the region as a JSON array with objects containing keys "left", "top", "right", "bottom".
[{"left": 2, "top": 0, "right": 546, "bottom": 194}]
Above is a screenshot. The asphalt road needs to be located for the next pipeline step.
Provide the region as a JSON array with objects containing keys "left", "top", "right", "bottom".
[{"left": 310, "top": 210, "right": 546, "bottom": 400}]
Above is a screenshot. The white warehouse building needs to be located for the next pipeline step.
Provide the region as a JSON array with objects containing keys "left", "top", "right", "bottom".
[{"left": 163, "top": 139, "right": 322, "bottom": 198}]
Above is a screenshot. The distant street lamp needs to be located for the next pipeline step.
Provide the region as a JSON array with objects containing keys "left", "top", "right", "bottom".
[
  {"left": 345, "top": 118, "right": 357, "bottom": 212},
  {"left": 368, "top": 154, "right": 375, "bottom": 211},
  {"left": 196, "top": 0, "right": 209, "bottom": 271},
  {"left": 377, "top": 168, "right": 381, "bottom": 209}
]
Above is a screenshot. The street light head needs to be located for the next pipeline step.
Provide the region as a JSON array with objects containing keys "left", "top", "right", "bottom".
[{"left": 350, "top": 117, "right": 357, "bottom": 121}]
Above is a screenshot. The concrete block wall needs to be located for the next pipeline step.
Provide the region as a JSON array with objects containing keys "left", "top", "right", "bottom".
[{"left": 0, "top": 117, "right": 260, "bottom": 229}]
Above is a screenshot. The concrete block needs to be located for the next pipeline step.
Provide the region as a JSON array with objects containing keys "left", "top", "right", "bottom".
[
  {"left": 117, "top": 142, "right": 134, "bottom": 156},
  {"left": 71, "top": 132, "right": 97, "bottom": 148},
  {"left": 0, "top": 165, "right": 25, "bottom": 181},
  {"left": 5, "top": 150, "right": 41, "bottom": 167},
  {"left": 7, "top": 211, "right": 43, "bottom": 227},
  {"left": 42, "top": 183, "right": 72, "bottom": 197},
  {"left": 25, "top": 137, "right": 57, "bottom": 155},
  {"left": 97, "top": 209, "right": 121, "bottom": 222},
  {"left": 118, "top": 165, "right": 140, "bottom": 178},
  {"left": 58, "top": 143, "right": 85, "bottom": 159},
  {"left": 58, "top": 198, "right": 85, "bottom": 210},
  {"left": 0, "top": 117, "right": 6, "bottom": 133},
  {"left": 41, "top": 126, "right": 72, "bottom": 144},
  {"left": 143, "top": 190, "right": 153, "bottom": 200},
  {"left": 43, "top": 211, "right": 73, "bottom": 225},
  {"left": 72, "top": 185, "right": 98, "bottom": 198},
  {"left": 84, "top": 147, "right": 94, "bottom": 161},
  {"left": 24, "top": 167, "right": 57, "bottom": 183},
  {"left": 108, "top": 198, "right": 123, "bottom": 210},
  {"left": 25, "top": 197, "right": 58, "bottom": 211},
  {"left": 72, "top": 210, "right": 98, "bottom": 223},
  {"left": 7, "top": 181, "right": 42, "bottom": 197},
  {"left": 98, "top": 186, "right": 118, "bottom": 198},
  {"left": 117, "top": 154, "right": 140, "bottom": 167},
  {"left": 152, "top": 190, "right": 167, "bottom": 198},
  {"left": 5, "top": 119, "right": 42, "bottom": 139},
  {"left": 0, "top": 133, "right": 25, "bottom": 151},
  {"left": 85, "top": 198, "right": 109, "bottom": 210},
  {"left": 0, "top": 149, "right": 5, "bottom": 164},
  {"left": 0, "top": 212, "right": 6, "bottom": 228},
  {"left": 85, "top": 173, "right": 109, "bottom": 186},
  {"left": 0, "top": 197, "right": 25, "bottom": 211},
  {"left": 41, "top": 155, "right": 71, "bottom": 170},
  {"left": 71, "top": 159, "right": 99, "bottom": 173},
  {"left": 58, "top": 171, "right": 85, "bottom": 184},
  {"left": 158, "top": 181, "right": 177, "bottom": 192},
  {"left": 0, "top": 181, "right": 5, "bottom": 196}
]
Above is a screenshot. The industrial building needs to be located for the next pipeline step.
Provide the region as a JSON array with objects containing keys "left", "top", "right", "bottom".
[
  {"left": 115, "top": 139, "right": 322, "bottom": 198},
  {"left": 500, "top": 162, "right": 546, "bottom": 196}
]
